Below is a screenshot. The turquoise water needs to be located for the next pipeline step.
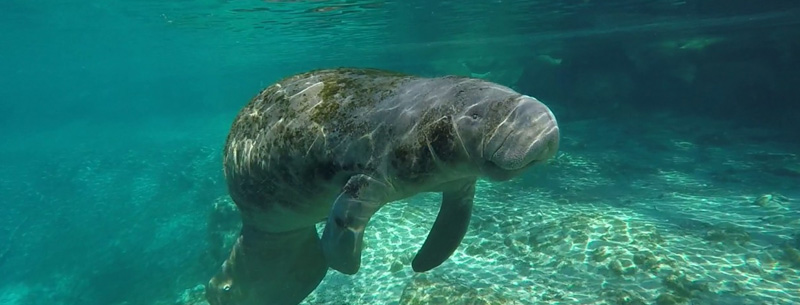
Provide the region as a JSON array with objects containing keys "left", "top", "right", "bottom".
[{"left": 2, "top": 1, "right": 799, "bottom": 304}]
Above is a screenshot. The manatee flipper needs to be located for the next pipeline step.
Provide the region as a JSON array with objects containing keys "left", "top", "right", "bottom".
[
  {"left": 412, "top": 179, "right": 476, "bottom": 272},
  {"left": 322, "top": 174, "right": 392, "bottom": 274},
  {"left": 206, "top": 225, "right": 327, "bottom": 305}
]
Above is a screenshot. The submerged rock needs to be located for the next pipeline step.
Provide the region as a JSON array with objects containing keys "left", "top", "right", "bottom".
[
  {"left": 782, "top": 243, "right": 800, "bottom": 268},
  {"left": 608, "top": 258, "right": 637, "bottom": 276},
  {"left": 655, "top": 293, "right": 687, "bottom": 305},
  {"left": 633, "top": 251, "right": 659, "bottom": 271},
  {"left": 389, "top": 260, "right": 404, "bottom": 273},
  {"left": 753, "top": 194, "right": 773, "bottom": 207},
  {"left": 703, "top": 223, "right": 750, "bottom": 246},
  {"left": 662, "top": 272, "right": 709, "bottom": 299}
]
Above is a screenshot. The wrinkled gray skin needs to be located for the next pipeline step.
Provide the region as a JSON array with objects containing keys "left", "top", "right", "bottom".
[{"left": 206, "top": 68, "right": 560, "bottom": 305}]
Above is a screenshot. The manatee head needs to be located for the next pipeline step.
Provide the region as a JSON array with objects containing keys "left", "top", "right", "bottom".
[{"left": 452, "top": 82, "right": 559, "bottom": 180}]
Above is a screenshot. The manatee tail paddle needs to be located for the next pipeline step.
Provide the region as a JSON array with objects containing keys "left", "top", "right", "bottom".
[{"left": 206, "top": 225, "right": 327, "bottom": 305}]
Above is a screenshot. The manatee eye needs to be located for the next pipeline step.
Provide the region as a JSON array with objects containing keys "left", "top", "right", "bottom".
[
  {"left": 471, "top": 113, "right": 479, "bottom": 120},
  {"left": 222, "top": 284, "right": 231, "bottom": 292}
]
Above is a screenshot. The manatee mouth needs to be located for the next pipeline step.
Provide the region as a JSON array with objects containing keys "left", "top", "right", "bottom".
[
  {"left": 488, "top": 130, "right": 515, "bottom": 169},
  {"left": 482, "top": 131, "right": 535, "bottom": 180},
  {"left": 488, "top": 155, "right": 545, "bottom": 171},
  {"left": 483, "top": 144, "right": 545, "bottom": 181},
  {"left": 488, "top": 127, "right": 557, "bottom": 171}
]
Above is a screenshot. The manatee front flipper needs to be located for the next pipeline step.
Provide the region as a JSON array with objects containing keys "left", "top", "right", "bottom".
[
  {"left": 206, "top": 225, "right": 327, "bottom": 305},
  {"left": 322, "top": 174, "right": 392, "bottom": 275},
  {"left": 412, "top": 178, "right": 476, "bottom": 272}
]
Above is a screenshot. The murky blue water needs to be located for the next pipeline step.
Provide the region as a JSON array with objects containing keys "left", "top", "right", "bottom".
[{"left": 2, "top": 1, "right": 799, "bottom": 304}]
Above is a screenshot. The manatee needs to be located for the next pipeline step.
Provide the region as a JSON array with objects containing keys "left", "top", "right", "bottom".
[{"left": 206, "top": 68, "right": 560, "bottom": 305}]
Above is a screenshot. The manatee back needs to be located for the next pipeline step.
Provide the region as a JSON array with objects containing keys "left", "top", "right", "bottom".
[{"left": 222, "top": 68, "right": 417, "bottom": 211}]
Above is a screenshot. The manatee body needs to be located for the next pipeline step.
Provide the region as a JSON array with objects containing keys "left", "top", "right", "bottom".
[{"left": 206, "top": 68, "right": 560, "bottom": 305}]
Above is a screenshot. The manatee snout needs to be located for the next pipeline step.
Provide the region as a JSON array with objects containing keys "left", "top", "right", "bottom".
[{"left": 484, "top": 95, "right": 559, "bottom": 176}]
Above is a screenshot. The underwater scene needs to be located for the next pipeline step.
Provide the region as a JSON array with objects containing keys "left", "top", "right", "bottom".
[{"left": 2, "top": 1, "right": 800, "bottom": 304}]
